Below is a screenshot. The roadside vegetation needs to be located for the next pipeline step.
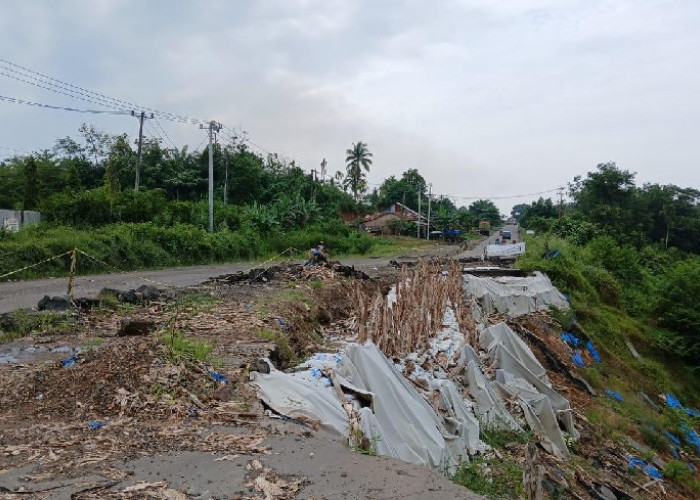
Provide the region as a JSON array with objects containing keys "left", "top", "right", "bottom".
[{"left": 511, "top": 163, "right": 700, "bottom": 496}]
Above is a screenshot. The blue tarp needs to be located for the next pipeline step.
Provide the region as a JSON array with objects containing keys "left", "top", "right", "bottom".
[
  {"left": 572, "top": 351, "right": 585, "bottom": 367},
  {"left": 605, "top": 389, "right": 623, "bottom": 402},
  {"left": 681, "top": 424, "right": 700, "bottom": 455},
  {"left": 208, "top": 369, "right": 228, "bottom": 384},
  {"left": 88, "top": 420, "right": 107, "bottom": 430},
  {"left": 666, "top": 393, "right": 700, "bottom": 417},
  {"left": 61, "top": 354, "right": 77, "bottom": 368},
  {"left": 586, "top": 340, "right": 601, "bottom": 363},
  {"left": 561, "top": 333, "right": 579, "bottom": 347},
  {"left": 627, "top": 456, "right": 663, "bottom": 480}
]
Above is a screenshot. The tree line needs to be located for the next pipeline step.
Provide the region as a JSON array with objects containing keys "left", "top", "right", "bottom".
[{"left": 513, "top": 162, "right": 700, "bottom": 363}]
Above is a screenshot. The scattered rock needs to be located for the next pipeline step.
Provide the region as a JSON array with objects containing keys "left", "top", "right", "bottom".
[{"left": 37, "top": 295, "right": 72, "bottom": 311}]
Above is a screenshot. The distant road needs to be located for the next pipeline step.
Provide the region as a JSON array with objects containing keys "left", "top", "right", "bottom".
[
  {"left": 454, "top": 224, "right": 521, "bottom": 260},
  {"left": 0, "top": 245, "right": 464, "bottom": 314}
]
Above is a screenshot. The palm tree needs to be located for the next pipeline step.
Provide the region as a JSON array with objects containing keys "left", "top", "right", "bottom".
[{"left": 343, "top": 141, "right": 373, "bottom": 201}]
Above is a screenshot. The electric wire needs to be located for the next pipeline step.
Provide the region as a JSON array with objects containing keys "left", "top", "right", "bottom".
[
  {"left": 0, "top": 93, "right": 131, "bottom": 115},
  {"left": 0, "top": 58, "right": 208, "bottom": 125},
  {"left": 153, "top": 116, "right": 177, "bottom": 150}
]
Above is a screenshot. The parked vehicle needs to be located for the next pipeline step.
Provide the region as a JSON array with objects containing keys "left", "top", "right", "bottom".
[
  {"left": 479, "top": 220, "right": 491, "bottom": 236},
  {"left": 502, "top": 230, "right": 512, "bottom": 240}
]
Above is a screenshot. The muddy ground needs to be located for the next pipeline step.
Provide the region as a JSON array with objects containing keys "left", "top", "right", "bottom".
[{"left": 1, "top": 252, "right": 697, "bottom": 499}]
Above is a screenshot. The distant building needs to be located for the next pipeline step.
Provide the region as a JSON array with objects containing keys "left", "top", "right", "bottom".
[
  {"left": 362, "top": 202, "right": 426, "bottom": 236},
  {"left": 0, "top": 210, "right": 42, "bottom": 232}
]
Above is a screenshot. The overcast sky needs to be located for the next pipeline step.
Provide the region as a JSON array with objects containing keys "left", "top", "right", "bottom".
[{"left": 1, "top": 0, "right": 699, "bottom": 214}]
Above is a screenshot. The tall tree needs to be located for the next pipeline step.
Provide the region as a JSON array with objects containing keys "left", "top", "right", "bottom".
[{"left": 343, "top": 141, "right": 373, "bottom": 201}]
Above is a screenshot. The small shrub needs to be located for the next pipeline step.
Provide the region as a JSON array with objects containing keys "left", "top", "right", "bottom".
[
  {"left": 452, "top": 457, "right": 524, "bottom": 499},
  {"left": 161, "top": 331, "right": 213, "bottom": 362}
]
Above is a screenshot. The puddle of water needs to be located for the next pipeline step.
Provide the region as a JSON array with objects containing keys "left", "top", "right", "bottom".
[{"left": 0, "top": 343, "right": 82, "bottom": 364}]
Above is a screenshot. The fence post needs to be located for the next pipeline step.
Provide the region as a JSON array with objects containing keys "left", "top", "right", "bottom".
[{"left": 67, "top": 248, "right": 77, "bottom": 299}]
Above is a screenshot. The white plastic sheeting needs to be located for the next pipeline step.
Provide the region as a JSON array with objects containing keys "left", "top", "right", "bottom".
[
  {"left": 480, "top": 322, "right": 578, "bottom": 457},
  {"left": 465, "top": 271, "right": 569, "bottom": 316},
  {"left": 252, "top": 342, "right": 476, "bottom": 471},
  {"left": 486, "top": 242, "right": 526, "bottom": 258},
  {"left": 252, "top": 272, "right": 579, "bottom": 469}
]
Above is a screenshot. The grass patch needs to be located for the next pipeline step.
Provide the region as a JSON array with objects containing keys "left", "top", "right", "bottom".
[
  {"left": 452, "top": 457, "right": 524, "bottom": 499},
  {"left": 480, "top": 427, "right": 531, "bottom": 449},
  {"left": 161, "top": 330, "right": 213, "bottom": 362},
  {"left": 1, "top": 310, "right": 73, "bottom": 343}
]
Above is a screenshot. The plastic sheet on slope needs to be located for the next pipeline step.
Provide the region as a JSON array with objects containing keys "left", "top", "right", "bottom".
[
  {"left": 481, "top": 322, "right": 550, "bottom": 385},
  {"left": 479, "top": 322, "right": 579, "bottom": 442},
  {"left": 252, "top": 342, "right": 478, "bottom": 471},
  {"left": 465, "top": 271, "right": 569, "bottom": 316},
  {"left": 337, "top": 343, "right": 465, "bottom": 470},
  {"left": 250, "top": 366, "right": 348, "bottom": 436},
  {"left": 457, "top": 344, "right": 523, "bottom": 431},
  {"left": 495, "top": 370, "right": 569, "bottom": 458},
  {"left": 486, "top": 242, "right": 526, "bottom": 258}
]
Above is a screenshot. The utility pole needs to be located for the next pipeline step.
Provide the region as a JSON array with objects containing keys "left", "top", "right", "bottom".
[
  {"left": 131, "top": 110, "right": 153, "bottom": 193},
  {"left": 320, "top": 158, "right": 327, "bottom": 182},
  {"left": 417, "top": 188, "right": 421, "bottom": 239},
  {"left": 558, "top": 186, "right": 564, "bottom": 218},
  {"left": 310, "top": 169, "right": 318, "bottom": 201},
  {"left": 426, "top": 183, "right": 432, "bottom": 240},
  {"left": 223, "top": 151, "right": 229, "bottom": 206},
  {"left": 200, "top": 120, "right": 222, "bottom": 232}
]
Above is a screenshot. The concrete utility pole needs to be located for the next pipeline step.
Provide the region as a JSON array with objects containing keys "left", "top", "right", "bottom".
[
  {"left": 558, "top": 186, "right": 564, "bottom": 218},
  {"left": 417, "top": 188, "right": 421, "bottom": 239},
  {"left": 223, "top": 152, "right": 229, "bottom": 206},
  {"left": 426, "top": 183, "right": 432, "bottom": 240},
  {"left": 131, "top": 111, "right": 154, "bottom": 193},
  {"left": 320, "top": 158, "right": 327, "bottom": 182},
  {"left": 200, "top": 120, "right": 222, "bottom": 232}
]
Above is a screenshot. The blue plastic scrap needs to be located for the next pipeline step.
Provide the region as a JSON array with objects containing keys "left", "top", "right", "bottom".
[
  {"left": 561, "top": 333, "right": 579, "bottom": 347},
  {"left": 605, "top": 389, "right": 623, "bottom": 402},
  {"left": 276, "top": 318, "right": 291, "bottom": 332},
  {"left": 572, "top": 351, "right": 585, "bottom": 367},
  {"left": 586, "top": 340, "right": 602, "bottom": 363},
  {"left": 665, "top": 393, "right": 700, "bottom": 417},
  {"left": 627, "top": 456, "right": 664, "bottom": 480},
  {"left": 680, "top": 424, "right": 700, "bottom": 455},
  {"left": 61, "top": 354, "right": 77, "bottom": 368},
  {"left": 88, "top": 420, "right": 107, "bottom": 430},
  {"left": 208, "top": 369, "right": 228, "bottom": 384}
]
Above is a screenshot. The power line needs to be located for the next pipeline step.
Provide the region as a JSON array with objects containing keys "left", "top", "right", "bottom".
[
  {"left": 153, "top": 116, "right": 177, "bottom": 150},
  {"left": 0, "top": 93, "right": 131, "bottom": 115},
  {"left": 0, "top": 69, "right": 131, "bottom": 111},
  {"left": 0, "top": 57, "right": 208, "bottom": 125}
]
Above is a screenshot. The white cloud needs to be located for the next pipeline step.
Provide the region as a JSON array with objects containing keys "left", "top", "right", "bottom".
[{"left": 1, "top": 0, "right": 699, "bottom": 214}]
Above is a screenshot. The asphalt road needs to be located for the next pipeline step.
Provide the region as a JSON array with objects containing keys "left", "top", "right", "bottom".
[
  {"left": 0, "top": 244, "right": 464, "bottom": 314},
  {"left": 454, "top": 224, "right": 521, "bottom": 260}
]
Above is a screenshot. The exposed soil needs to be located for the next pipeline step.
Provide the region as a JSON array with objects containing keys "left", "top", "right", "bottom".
[{"left": 0, "top": 257, "right": 698, "bottom": 499}]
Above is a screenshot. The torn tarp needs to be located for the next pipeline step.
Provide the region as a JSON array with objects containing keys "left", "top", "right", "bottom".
[
  {"left": 480, "top": 322, "right": 579, "bottom": 452},
  {"left": 252, "top": 342, "right": 480, "bottom": 471}
]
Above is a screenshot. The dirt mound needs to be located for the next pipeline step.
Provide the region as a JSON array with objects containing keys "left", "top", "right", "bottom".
[
  {"left": 207, "top": 261, "right": 369, "bottom": 285},
  {"left": 0, "top": 337, "right": 214, "bottom": 422}
]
